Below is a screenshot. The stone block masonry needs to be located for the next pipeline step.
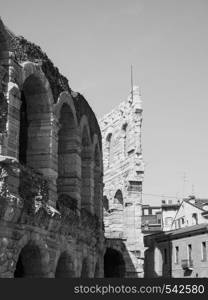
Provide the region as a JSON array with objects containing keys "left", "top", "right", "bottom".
[
  {"left": 99, "top": 86, "right": 145, "bottom": 277},
  {"left": 0, "top": 18, "right": 104, "bottom": 278}
]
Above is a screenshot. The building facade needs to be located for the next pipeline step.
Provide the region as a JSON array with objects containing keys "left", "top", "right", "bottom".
[
  {"left": 144, "top": 224, "right": 208, "bottom": 278},
  {"left": 0, "top": 19, "right": 104, "bottom": 278},
  {"left": 141, "top": 204, "right": 162, "bottom": 234},
  {"left": 100, "top": 86, "right": 145, "bottom": 277},
  {"left": 172, "top": 196, "right": 208, "bottom": 230},
  {"left": 144, "top": 196, "right": 208, "bottom": 278},
  {"left": 161, "top": 200, "right": 180, "bottom": 231},
  {"left": 141, "top": 200, "right": 180, "bottom": 234}
]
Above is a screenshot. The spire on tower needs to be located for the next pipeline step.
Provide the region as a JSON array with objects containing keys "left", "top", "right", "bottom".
[{"left": 128, "top": 65, "right": 142, "bottom": 109}]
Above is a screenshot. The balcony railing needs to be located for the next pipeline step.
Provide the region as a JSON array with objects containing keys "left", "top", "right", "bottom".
[{"left": 181, "top": 259, "right": 193, "bottom": 270}]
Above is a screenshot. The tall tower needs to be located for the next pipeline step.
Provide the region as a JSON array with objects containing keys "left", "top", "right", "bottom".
[{"left": 99, "top": 86, "right": 145, "bottom": 277}]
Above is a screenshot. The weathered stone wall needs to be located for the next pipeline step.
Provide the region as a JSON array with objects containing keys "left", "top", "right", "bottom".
[
  {"left": 0, "top": 19, "right": 104, "bottom": 278},
  {"left": 100, "top": 87, "right": 145, "bottom": 277}
]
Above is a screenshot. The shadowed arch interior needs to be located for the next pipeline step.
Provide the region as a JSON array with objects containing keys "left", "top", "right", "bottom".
[
  {"left": 14, "top": 244, "right": 45, "bottom": 278},
  {"left": 114, "top": 189, "right": 123, "bottom": 206},
  {"left": 104, "top": 248, "right": 125, "bottom": 278},
  {"left": 55, "top": 252, "right": 75, "bottom": 278}
]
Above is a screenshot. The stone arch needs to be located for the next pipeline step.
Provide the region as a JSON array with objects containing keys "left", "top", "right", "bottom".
[
  {"left": 114, "top": 189, "right": 124, "bottom": 206},
  {"left": 55, "top": 251, "right": 75, "bottom": 278},
  {"left": 108, "top": 189, "right": 124, "bottom": 233},
  {"left": 80, "top": 116, "right": 93, "bottom": 213},
  {"left": 104, "top": 248, "right": 125, "bottom": 278},
  {"left": 18, "top": 62, "right": 53, "bottom": 174},
  {"left": 21, "top": 62, "right": 54, "bottom": 103},
  {"left": 92, "top": 135, "right": 103, "bottom": 218},
  {"left": 54, "top": 91, "right": 77, "bottom": 125},
  {"left": 55, "top": 93, "right": 79, "bottom": 208},
  {"left": 14, "top": 239, "right": 49, "bottom": 278},
  {"left": 80, "top": 257, "right": 90, "bottom": 278}
]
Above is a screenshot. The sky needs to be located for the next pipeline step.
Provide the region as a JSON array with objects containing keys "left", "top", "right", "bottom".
[{"left": 1, "top": 0, "right": 208, "bottom": 205}]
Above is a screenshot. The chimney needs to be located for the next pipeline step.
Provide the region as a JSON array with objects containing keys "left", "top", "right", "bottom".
[{"left": 188, "top": 195, "right": 195, "bottom": 204}]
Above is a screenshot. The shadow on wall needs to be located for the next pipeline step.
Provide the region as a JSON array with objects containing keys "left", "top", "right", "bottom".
[{"left": 144, "top": 232, "right": 173, "bottom": 278}]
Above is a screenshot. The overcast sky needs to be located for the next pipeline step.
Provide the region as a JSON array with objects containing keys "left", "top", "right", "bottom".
[{"left": 1, "top": 0, "right": 208, "bottom": 205}]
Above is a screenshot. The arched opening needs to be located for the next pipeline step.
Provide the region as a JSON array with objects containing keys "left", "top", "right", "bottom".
[
  {"left": 122, "top": 123, "right": 127, "bottom": 157},
  {"left": 110, "top": 190, "right": 124, "bottom": 233},
  {"left": 106, "top": 133, "right": 112, "bottom": 168},
  {"left": 81, "top": 258, "right": 90, "bottom": 278},
  {"left": 114, "top": 189, "right": 123, "bottom": 206},
  {"left": 55, "top": 252, "right": 75, "bottom": 278},
  {"left": 104, "top": 248, "right": 125, "bottom": 278},
  {"left": 81, "top": 126, "right": 93, "bottom": 213},
  {"left": 93, "top": 144, "right": 102, "bottom": 217},
  {"left": 18, "top": 75, "right": 51, "bottom": 171},
  {"left": 14, "top": 244, "right": 45, "bottom": 278},
  {"left": 57, "top": 103, "right": 78, "bottom": 207},
  {"left": 103, "top": 196, "right": 109, "bottom": 211}
]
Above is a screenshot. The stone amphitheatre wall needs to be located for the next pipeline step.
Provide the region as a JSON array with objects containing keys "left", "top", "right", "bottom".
[{"left": 0, "top": 18, "right": 104, "bottom": 278}]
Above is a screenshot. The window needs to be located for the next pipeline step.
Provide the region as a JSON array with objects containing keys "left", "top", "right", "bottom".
[
  {"left": 143, "top": 209, "right": 149, "bottom": 216},
  {"left": 187, "top": 244, "right": 192, "bottom": 261},
  {"left": 175, "top": 219, "right": 180, "bottom": 229},
  {"left": 122, "top": 123, "right": 127, "bottom": 156},
  {"left": 164, "top": 248, "right": 167, "bottom": 264},
  {"left": 192, "top": 213, "right": 198, "bottom": 225},
  {"left": 175, "top": 246, "right": 179, "bottom": 264},
  {"left": 201, "top": 242, "right": 207, "bottom": 261}
]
